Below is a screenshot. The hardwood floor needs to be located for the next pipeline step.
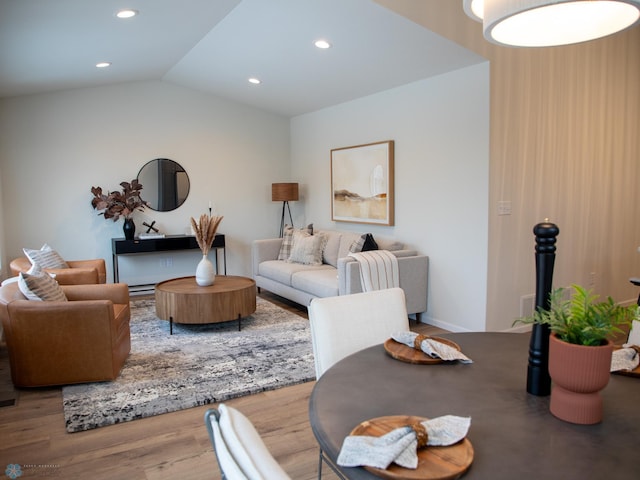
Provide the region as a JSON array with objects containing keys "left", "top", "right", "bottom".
[{"left": 0, "top": 292, "right": 447, "bottom": 479}]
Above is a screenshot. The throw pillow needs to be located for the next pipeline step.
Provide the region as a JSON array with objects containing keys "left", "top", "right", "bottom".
[
  {"left": 362, "top": 233, "right": 378, "bottom": 251},
  {"left": 288, "top": 231, "right": 327, "bottom": 265},
  {"left": 18, "top": 272, "right": 67, "bottom": 302},
  {"left": 349, "top": 233, "right": 378, "bottom": 253},
  {"left": 27, "top": 261, "right": 44, "bottom": 275},
  {"left": 277, "top": 223, "right": 313, "bottom": 261},
  {"left": 23, "top": 244, "right": 69, "bottom": 269}
]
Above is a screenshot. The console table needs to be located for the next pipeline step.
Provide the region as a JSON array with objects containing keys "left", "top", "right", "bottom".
[{"left": 111, "top": 234, "right": 226, "bottom": 284}]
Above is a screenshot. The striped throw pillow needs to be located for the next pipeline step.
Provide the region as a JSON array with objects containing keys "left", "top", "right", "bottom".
[
  {"left": 23, "top": 244, "right": 69, "bottom": 269},
  {"left": 18, "top": 272, "right": 67, "bottom": 302}
]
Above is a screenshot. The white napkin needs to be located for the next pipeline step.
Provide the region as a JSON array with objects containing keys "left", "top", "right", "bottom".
[
  {"left": 392, "top": 331, "right": 473, "bottom": 364},
  {"left": 610, "top": 345, "right": 640, "bottom": 372},
  {"left": 337, "top": 415, "right": 471, "bottom": 470}
]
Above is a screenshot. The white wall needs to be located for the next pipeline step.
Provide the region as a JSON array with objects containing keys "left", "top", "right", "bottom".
[
  {"left": 291, "top": 62, "right": 490, "bottom": 332},
  {"left": 0, "top": 67, "right": 491, "bottom": 331},
  {"left": 0, "top": 81, "right": 291, "bottom": 284}
]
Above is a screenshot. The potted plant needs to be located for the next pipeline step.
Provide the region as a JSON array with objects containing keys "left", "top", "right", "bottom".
[
  {"left": 516, "top": 284, "right": 635, "bottom": 424},
  {"left": 91, "top": 179, "right": 149, "bottom": 240}
]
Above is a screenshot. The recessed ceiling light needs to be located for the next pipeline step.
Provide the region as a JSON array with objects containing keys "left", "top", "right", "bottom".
[
  {"left": 248, "top": 77, "right": 261, "bottom": 85},
  {"left": 96, "top": 62, "right": 111, "bottom": 68},
  {"left": 116, "top": 9, "right": 138, "bottom": 19},
  {"left": 314, "top": 39, "right": 331, "bottom": 49}
]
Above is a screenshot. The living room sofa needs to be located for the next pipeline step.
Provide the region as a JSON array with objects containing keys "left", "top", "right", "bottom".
[
  {"left": 0, "top": 281, "right": 131, "bottom": 387},
  {"left": 252, "top": 229, "right": 428, "bottom": 319}
]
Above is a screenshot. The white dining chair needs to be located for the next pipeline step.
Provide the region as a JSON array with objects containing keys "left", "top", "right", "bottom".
[
  {"left": 308, "top": 287, "right": 411, "bottom": 378},
  {"left": 204, "top": 404, "right": 291, "bottom": 480},
  {"left": 308, "top": 287, "right": 411, "bottom": 478}
]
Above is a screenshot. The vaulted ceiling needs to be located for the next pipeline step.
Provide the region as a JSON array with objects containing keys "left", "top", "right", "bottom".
[{"left": 0, "top": 0, "right": 485, "bottom": 117}]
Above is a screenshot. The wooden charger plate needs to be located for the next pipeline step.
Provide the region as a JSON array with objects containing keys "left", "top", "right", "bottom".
[
  {"left": 384, "top": 337, "right": 462, "bottom": 364},
  {"left": 612, "top": 346, "right": 640, "bottom": 378},
  {"left": 349, "top": 415, "right": 474, "bottom": 480}
]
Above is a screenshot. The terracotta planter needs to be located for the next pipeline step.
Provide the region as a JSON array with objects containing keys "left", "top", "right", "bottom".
[{"left": 548, "top": 333, "right": 613, "bottom": 424}]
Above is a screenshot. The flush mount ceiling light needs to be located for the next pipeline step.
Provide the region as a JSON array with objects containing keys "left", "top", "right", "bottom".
[
  {"left": 463, "top": 0, "right": 640, "bottom": 47},
  {"left": 96, "top": 62, "right": 111, "bottom": 68},
  {"left": 116, "top": 9, "right": 138, "bottom": 19},
  {"left": 248, "top": 77, "right": 261, "bottom": 84},
  {"left": 314, "top": 39, "right": 332, "bottom": 49}
]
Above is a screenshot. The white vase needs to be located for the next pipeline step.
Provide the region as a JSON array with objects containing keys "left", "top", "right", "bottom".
[{"left": 195, "top": 254, "right": 215, "bottom": 286}]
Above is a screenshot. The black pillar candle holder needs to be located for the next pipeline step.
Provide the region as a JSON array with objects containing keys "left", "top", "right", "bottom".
[{"left": 527, "top": 221, "right": 559, "bottom": 396}]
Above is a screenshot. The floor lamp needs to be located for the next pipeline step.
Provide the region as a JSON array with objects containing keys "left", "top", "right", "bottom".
[{"left": 272, "top": 183, "right": 299, "bottom": 237}]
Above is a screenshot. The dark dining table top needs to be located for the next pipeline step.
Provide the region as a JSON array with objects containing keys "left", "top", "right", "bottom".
[{"left": 308, "top": 332, "right": 640, "bottom": 480}]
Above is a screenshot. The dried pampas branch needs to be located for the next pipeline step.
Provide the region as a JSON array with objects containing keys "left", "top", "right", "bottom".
[{"left": 190, "top": 214, "right": 223, "bottom": 256}]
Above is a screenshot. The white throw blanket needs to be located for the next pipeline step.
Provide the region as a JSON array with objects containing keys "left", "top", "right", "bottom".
[{"left": 348, "top": 250, "right": 399, "bottom": 292}]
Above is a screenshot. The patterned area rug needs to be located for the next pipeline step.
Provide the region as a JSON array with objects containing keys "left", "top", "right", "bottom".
[{"left": 62, "top": 297, "right": 315, "bottom": 433}]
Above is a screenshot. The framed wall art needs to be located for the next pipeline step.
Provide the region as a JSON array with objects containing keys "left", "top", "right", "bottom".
[{"left": 331, "top": 140, "right": 394, "bottom": 226}]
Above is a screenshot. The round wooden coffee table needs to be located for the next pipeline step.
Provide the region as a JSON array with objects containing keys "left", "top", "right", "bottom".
[{"left": 155, "top": 275, "right": 256, "bottom": 334}]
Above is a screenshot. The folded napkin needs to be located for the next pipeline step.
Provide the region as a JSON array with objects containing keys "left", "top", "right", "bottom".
[
  {"left": 392, "top": 331, "right": 473, "bottom": 364},
  {"left": 337, "top": 415, "right": 471, "bottom": 470},
  {"left": 610, "top": 345, "right": 640, "bottom": 372}
]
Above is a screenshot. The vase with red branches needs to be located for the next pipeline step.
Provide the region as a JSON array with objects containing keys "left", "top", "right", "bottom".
[{"left": 91, "top": 179, "right": 149, "bottom": 239}]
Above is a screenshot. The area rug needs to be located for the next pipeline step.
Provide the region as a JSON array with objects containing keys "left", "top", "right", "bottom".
[{"left": 62, "top": 297, "right": 315, "bottom": 433}]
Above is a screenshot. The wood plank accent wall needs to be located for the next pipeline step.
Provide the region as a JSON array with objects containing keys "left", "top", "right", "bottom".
[{"left": 376, "top": 0, "right": 640, "bottom": 330}]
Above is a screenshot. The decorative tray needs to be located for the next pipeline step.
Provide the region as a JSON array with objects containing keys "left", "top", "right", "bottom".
[
  {"left": 612, "top": 346, "right": 640, "bottom": 378},
  {"left": 350, "top": 415, "right": 473, "bottom": 480},
  {"left": 384, "top": 337, "right": 462, "bottom": 365}
]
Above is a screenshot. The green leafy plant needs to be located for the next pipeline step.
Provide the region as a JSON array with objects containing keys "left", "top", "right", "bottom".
[
  {"left": 91, "top": 179, "right": 149, "bottom": 221},
  {"left": 514, "top": 284, "right": 635, "bottom": 346}
]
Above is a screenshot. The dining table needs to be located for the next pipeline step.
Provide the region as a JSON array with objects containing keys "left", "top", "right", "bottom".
[{"left": 308, "top": 332, "right": 640, "bottom": 479}]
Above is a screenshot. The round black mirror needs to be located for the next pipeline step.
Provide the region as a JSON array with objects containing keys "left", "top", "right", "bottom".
[{"left": 137, "top": 158, "right": 190, "bottom": 212}]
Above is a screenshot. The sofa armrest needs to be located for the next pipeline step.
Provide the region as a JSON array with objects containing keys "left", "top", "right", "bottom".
[
  {"left": 389, "top": 249, "right": 418, "bottom": 258},
  {"left": 68, "top": 259, "right": 107, "bottom": 283},
  {"left": 44, "top": 268, "right": 99, "bottom": 285},
  {"left": 252, "top": 238, "right": 283, "bottom": 276},
  {"left": 62, "top": 283, "right": 130, "bottom": 305},
  {"left": 338, "top": 254, "right": 429, "bottom": 315},
  {"left": 9, "top": 257, "right": 31, "bottom": 276},
  {"left": 338, "top": 256, "right": 361, "bottom": 295}
]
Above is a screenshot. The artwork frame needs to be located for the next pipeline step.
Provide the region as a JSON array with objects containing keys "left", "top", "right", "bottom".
[{"left": 331, "top": 140, "right": 394, "bottom": 226}]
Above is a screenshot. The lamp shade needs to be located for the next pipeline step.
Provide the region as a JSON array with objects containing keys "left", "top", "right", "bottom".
[
  {"left": 464, "top": 0, "right": 484, "bottom": 21},
  {"left": 272, "top": 183, "right": 299, "bottom": 202},
  {"left": 464, "top": 0, "right": 640, "bottom": 47}
]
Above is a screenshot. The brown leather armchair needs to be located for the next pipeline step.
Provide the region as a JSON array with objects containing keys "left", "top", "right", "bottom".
[
  {"left": 10, "top": 257, "right": 107, "bottom": 284},
  {"left": 0, "top": 281, "right": 131, "bottom": 387}
]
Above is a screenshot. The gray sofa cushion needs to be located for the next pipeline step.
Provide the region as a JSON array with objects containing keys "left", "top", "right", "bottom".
[
  {"left": 338, "top": 232, "right": 364, "bottom": 260},
  {"left": 291, "top": 268, "right": 339, "bottom": 298},
  {"left": 258, "top": 260, "right": 328, "bottom": 286},
  {"left": 321, "top": 231, "right": 342, "bottom": 268}
]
